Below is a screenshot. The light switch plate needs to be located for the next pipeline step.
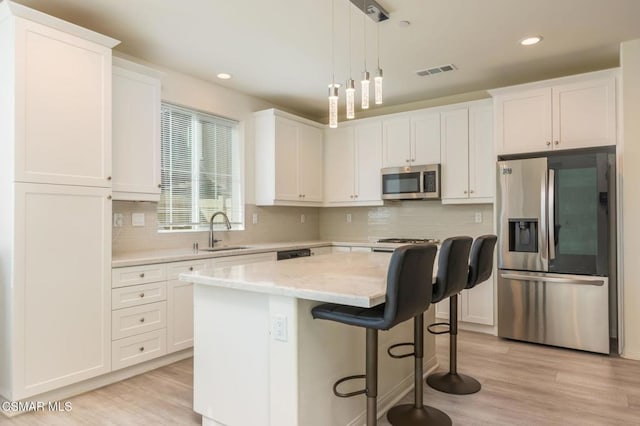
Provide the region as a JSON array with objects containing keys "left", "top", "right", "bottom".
[
  {"left": 474, "top": 211, "right": 482, "bottom": 223},
  {"left": 132, "top": 213, "right": 145, "bottom": 227},
  {"left": 252, "top": 213, "right": 259, "bottom": 225}
]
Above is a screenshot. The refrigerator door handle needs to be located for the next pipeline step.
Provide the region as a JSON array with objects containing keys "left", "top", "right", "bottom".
[
  {"left": 500, "top": 272, "right": 604, "bottom": 286},
  {"left": 548, "top": 169, "right": 556, "bottom": 260}
]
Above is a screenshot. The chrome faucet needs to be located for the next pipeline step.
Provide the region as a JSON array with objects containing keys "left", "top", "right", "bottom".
[{"left": 209, "top": 211, "right": 232, "bottom": 248}]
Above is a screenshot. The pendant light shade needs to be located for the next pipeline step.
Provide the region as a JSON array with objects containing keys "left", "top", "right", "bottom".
[
  {"left": 329, "top": 84, "right": 339, "bottom": 129},
  {"left": 361, "top": 71, "right": 370, "bottom": 109},
  {"left": 346, "top": 78, "right": 355, "bottom": 119},
  {"left": 374, "top": 67, "right": 383, "bottom": 105}
]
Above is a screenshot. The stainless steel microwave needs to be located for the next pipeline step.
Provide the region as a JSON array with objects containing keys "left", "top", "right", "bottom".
[{"left": 381, "top": 164, "right": 440, "bottom": 200}]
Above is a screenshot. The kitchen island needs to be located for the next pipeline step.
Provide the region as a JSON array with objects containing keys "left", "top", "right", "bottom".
[{"left": 180, "top": 251, "right": 438, "bottom": 426}]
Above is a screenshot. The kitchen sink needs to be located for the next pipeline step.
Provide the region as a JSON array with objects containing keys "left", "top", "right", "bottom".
[{"left": 199, "top": 246, "right": 250, "bottom": 252}]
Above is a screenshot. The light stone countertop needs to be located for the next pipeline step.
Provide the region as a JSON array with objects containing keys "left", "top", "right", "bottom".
[
  {"left": 181, "top": 251, "right": 394, "bottom": 308},
  {"left": 111, "top": 240, "right": 404, "bottom": 268}
]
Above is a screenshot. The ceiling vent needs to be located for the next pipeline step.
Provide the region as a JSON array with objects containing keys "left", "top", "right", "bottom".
[{"left": 416, "top": 64, "right": 457, "bottom": 77}]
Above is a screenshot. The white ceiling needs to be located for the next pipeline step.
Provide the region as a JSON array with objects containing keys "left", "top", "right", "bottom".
[{"left": 13, "top": 0, "right": 640, "bottom": 122}]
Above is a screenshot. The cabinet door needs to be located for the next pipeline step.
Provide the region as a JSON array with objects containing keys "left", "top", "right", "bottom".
[
  {"left": 494, "top": 88, "right": 552, "bottom": 155},
  {"left": 440, "top": 108, "right": 470, "bottom": 201},
  {"left": 167, "top": 280, "right": 194, "bottom": 353},
  {"left": 298, "top": 124, "right": 323, "bottom": 202},
  {"left": 14, "top": 183, "right": 111, "bottom": 399},
  {"left": 552, "top": 77, "right": 616, "bottom": 150},
  {"left": 274, "top": 117, "right": 300, "bottom": 201},
  {"left": 460, "top": 274, "right": 495, "bottom": 325},
  {"left": 112, "top": 66, "right": 161, "bottom": 200},
  {"left": 355, "top": 122, "right": 383, "bottom": 202},
  {"left": 14, "top": 19, "right": 112, "bottom": 187},
  {"left": 324, "top": 127, "right": 355, "bottom": 203},
  {"left": 412, "top": 112, "right": 441, "bottom": 165},
  {"left": 468, "top": 103, "right": 494, "bottom": 200},
  {"left": 382, "top": 118, "right": 411, "bottom": 167}
]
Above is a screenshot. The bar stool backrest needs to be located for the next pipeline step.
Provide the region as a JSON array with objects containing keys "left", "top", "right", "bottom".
[
  {"left": 383, "top": 243, "right": 438, "bottom": 329},
  {"left": 466, "top": 235, "right": 497, "bottom": 289},
  {"left": 431, "top": 237, "right": 473, "bottom": 304}
]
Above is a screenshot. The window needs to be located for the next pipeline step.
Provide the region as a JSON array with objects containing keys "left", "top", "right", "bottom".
[{"left": 159, "top": 103, "right": 243, "bottom": 231}]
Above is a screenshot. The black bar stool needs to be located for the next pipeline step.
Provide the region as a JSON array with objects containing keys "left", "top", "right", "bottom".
[
  {"left": 426, "top": 234, "right": 497, "bottom": 395},
  {"left": 386, "top": 236, "right": 472, "bottom": 426},
  {"left": 311, "top": 244, "right": 437, "bottom": 426}
]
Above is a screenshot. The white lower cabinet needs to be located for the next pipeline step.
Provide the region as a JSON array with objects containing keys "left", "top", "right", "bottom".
[
  {"left": 165, "top": 259, "right": 209, "bottom": 353},
  {"left": 435, "top": 273, "right": 495, "bottom": 327},
  {"left": 112, "top": 330, "right": 167, "bottom": 371},
  {"left": 111, "top": 253, "right": 277, "bottom": 365},
  {"left": 167, "top": 281, "right": 194, "bottom": 353},
  {"left": 111, "top": 264, "right": 168, "bottom": 370},
  {"left": 6, "top": 183, "right": 112, "bottom": 399}
]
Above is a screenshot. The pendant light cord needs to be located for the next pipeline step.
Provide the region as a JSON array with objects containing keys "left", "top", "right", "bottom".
[
  {"left": 331, "top": 0, "right": 335, "bottom": 85},
  {"left": 348, "top": 2, "right": 352, "bottom": 78},
  {"left": 363, "top": 0, "right": 367, "bottom": 71}
]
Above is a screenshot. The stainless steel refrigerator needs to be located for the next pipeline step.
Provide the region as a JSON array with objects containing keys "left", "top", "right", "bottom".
[{"left": 497, "top": 148, "right": 617, "bottom": 354}]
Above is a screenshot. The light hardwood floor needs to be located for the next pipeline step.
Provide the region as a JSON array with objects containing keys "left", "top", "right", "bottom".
[{"left": 3, "top": 331, "right": 640, "bottom": 425}]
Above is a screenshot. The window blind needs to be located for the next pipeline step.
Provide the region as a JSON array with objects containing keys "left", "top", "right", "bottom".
[{"left": 159, "top": 103, "right": 242, "bottom": 231}]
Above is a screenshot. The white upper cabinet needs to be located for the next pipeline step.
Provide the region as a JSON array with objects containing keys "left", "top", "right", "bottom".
[
  {"left": 255, "top": 109, "right": 323, "bottom": 206},
  {"left": 382, "top": 111, "right": 440, "bottom": 167},
  {"left": 324, "top": 121, "right": 383, "bottom": 206},
  {"left": 492, "top": 69, "right": 617, "bottom": 155},
  {"left": 112, "top": 58, "right": 162, "bottom": 201},
  {"left": 10, "top": 16, "right": 118, "bottom": 187},
  {"left": 440, "top": 101, "right": 494, "bottom": 204}
]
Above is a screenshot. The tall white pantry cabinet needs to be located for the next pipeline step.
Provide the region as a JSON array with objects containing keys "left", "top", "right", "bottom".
[{"left": 0, "top": 1, "right": 119, "bottom": 401}]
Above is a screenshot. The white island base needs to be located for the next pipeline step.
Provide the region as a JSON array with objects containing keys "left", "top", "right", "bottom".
[{"left": 186, "top": 253, "right": 439, "bottom": 426}]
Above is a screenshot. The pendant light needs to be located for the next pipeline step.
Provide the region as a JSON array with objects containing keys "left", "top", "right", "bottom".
[
  {"left": 345, "top": 3, "right": 355, "bottom": 119},
  {"left": 361, "top": 0, "right": 370, "bottom": 110},
  {"left": 328, "top": 0, "right": 339, "bottom": 128},
  {"left": 374, "top": 23, "right": 383, "bottom": 105}
]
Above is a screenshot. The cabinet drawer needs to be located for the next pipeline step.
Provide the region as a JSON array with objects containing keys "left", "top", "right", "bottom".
[
  {"left": 166, "top": 259, "right": 210, "bottom": 280},
  {"left": 112, "top": 301, "right": 166, "bottom": 340},
  {"left": 111, "top": 329, "right": 167, "bottom": 371},
  {"left": 112, "top": 264, "right": 166, "bottom": 288},
  {"left": 112, "top": 282, "right": 167, "bottom": 310}
]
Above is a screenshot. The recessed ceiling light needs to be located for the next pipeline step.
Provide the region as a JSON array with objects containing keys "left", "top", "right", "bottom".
[
  {"left": 217, "top": 73, "right": 232, "bottom": 80},
  {"left": 398, "top": 20, "right": 411, "bottom": 27},
  {"left": 520, "top": 36, "right": 543, "bottom": 46}
]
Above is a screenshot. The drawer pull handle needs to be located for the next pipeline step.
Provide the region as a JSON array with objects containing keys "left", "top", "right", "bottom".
[
  {"left": 139, "top": 293, "right": 145, "bottom": 298},
  {"left": 189, "top": 267, "right": 194, "bottom": 271},
  {"left": 139, "top": 273, "right": 145, "bottom": 278},
  {"left": 139, "top": 346, "right": 145, "bottom": 352},
  {"left": 140, "top": 318, "right": 145, "bottom": 323}
]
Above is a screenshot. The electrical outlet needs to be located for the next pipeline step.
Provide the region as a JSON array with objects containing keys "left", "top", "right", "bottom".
[
  {"left": 300, "top": 214, "right": 305, "bottom": 224},
  {"left": 474, "top": 211, "right": 482, "bottom": 223},
  {"left": 252, "top": 213, "right": 259, "bottom": 225},
  {"left": 346, "top": 213, "right": 352, "bottom": 223},
  {"left": 132, "top": 213, "right": 145, "bottom": 227},
  {"left": 113, "top": 213, "right": 123, "bottom": 227},
  {"left": 272, "top": 315, "right": 288, "bottom": 342}
]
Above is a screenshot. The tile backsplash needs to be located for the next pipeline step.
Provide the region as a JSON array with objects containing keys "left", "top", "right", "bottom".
[
  {"left": 112, "top": 201, "right": 320, "bottom": 255},
  {"left": 318, "top": 201, "right": 494, "bottom": 242},
  {"left": 112, "top": 200, "right": 494, "bottom": 254}
]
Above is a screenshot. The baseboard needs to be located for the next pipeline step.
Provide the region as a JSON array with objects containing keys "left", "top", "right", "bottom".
[
  {"left": 621, "top": 349, "right": 640, "bottom": 360},
  {"left": 458, "top": 322, "right": 497, "bottom": 335},
  {"left": 1, "top": 349, "right": 193, "bottom": 418},
  {"left": 346, "top": 355, "right": 439, "bottom": 426}
]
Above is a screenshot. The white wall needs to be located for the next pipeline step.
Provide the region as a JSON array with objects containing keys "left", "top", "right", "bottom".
[{"left": 621, "top": 39, "right": 640, "bottom": 359}]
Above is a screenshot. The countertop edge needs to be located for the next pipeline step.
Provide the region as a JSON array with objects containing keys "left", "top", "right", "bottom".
[{"left": 112, "top": 240, "right": 404, "bottom": 268}]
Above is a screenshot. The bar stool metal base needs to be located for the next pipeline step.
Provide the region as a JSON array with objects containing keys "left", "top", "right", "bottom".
[
  {"left": 386, "top": 404, "right": 452, "bottom": 426},
  {"left": 426, "top": 371, "right": 481, "bottom": 395}
]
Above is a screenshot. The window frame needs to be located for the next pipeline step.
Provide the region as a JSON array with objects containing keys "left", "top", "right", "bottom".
[{"left": 158, "top": 102, "right": 245, "bottom": 233}]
